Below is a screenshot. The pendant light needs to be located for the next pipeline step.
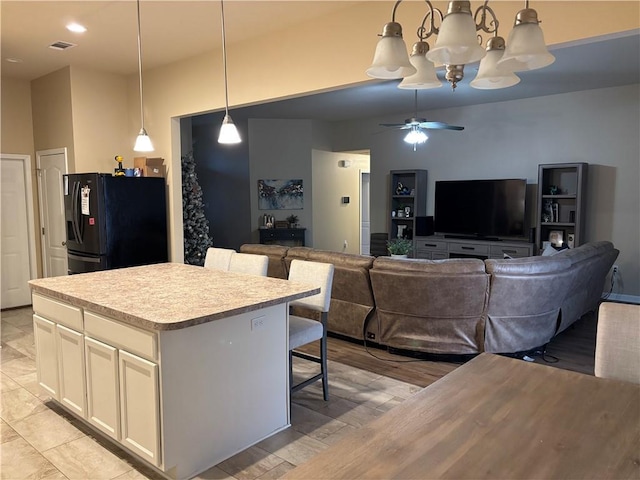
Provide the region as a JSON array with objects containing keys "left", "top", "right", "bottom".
[
  {"left": 218, "top": 0, "right": 241, "bottom": 144},
  {"left": 133, "top": 0, "right": 153, "bottom": 152}
]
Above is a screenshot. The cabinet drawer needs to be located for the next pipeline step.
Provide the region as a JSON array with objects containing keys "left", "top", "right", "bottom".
[
  {"left": 84, "top": 311, "right": 157, "bottom": 362},
  {"left": 448, "top": 243, "right": 490, "bottom": 255},
  {"left": 32, "top": 294, "right": 83, "bottom": 331},
  {"left": 415, "top": 239, "right": 447, "bottom": 251},
  {"left": 490, "top": 244, "right": 532, "bottom": 258}
]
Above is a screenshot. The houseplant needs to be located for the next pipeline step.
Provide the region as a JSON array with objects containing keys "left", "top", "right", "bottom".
[
  {"left": 387, "top": 238, "right": 413, "bottom": 258},
  {"left": 286, "top": 214, "right": 299, "bottom": 228}
]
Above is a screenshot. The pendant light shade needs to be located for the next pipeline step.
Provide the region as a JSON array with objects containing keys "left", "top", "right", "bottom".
[
  {"left": 218, "top": 0, "right": 241, "bottom": 144},
  {"left": 398, "top": 42, "right": 442, "bottom": 90},
  {"left": 498, "top": 8, "right": 555, "bottom": 72},
  {"left": 134, "top": 128, "right": 154, "bottom": 152},
  {"left": 218, "top": 114, "right": 241, "bottom": 144},
  {"left": 470, "top": 36, "right": 520, "bottom": 89},
  {"left": 133, "top": 0, "right": 153, "bottom": 152},
  {"left": 426, "top": 4, "right": 486, "bottom": 66},
  {"left": 366, "top": 22, "right": 416, "bottom": 79}
]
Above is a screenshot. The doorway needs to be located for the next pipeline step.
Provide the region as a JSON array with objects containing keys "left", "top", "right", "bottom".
[
  {"left": 36, "top": 148, "right": 68, "bottom": 277},
  {"left": 1, "top": 154, "right": 38, "bottom": 308}
]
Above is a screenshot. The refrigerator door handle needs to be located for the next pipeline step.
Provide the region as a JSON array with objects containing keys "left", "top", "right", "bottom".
[
  {"left": 72, "top": 181, "right": 83, "bottom": 244},
  {"left": 68, "top": 252, "right": 101, "bottom": 263}
]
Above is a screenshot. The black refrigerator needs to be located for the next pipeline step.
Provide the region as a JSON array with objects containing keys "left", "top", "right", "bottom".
[{"left": 64, "top": 173, "right": 168, "bottom": 274}]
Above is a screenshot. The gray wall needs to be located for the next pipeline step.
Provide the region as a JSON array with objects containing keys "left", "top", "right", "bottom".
[
  {"left": 332, "top": 84, "right": 640, "bottom": 298},
  {"left": 248, "top": 119, "right": 314, "bottom": 245}
]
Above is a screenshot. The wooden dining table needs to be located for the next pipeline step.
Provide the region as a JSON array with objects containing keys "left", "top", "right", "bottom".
[{"left": 284, "top": 353, "right": 640, "bottom": 479}]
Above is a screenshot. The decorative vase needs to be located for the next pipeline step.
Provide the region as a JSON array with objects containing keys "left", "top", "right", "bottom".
[{"left": 390, "top": 254, "right": 408, "bottom": 259}]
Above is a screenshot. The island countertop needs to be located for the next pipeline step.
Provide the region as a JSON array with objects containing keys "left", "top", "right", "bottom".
[{"left": 28, "top": 262, "right": 319, "bottom": 331}]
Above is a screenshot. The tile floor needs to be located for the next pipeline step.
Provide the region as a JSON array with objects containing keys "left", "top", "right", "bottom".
[{"left": 1, "top": 307, "right": 423, "bottom": 479}]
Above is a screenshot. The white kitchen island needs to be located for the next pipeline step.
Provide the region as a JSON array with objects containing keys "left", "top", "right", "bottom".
[{"left": 29, "top": 263, "right": 318, "bottom": 480}]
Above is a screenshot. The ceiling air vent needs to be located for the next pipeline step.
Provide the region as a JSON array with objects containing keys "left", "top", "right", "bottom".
[{"left": 49, "top": 41, "right": 77, "bottom": 51}]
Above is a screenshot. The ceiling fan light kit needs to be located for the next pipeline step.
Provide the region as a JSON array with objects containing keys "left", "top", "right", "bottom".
[{"left": 367, "top": 0, "right": 554, "bottom": 90}]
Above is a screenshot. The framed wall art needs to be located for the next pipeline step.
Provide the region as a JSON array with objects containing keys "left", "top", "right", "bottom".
[{"left": 258, "top": 179, "right": 303, "bottom": 210}]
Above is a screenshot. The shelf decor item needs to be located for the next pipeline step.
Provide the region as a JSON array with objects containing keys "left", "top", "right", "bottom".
[
  {"left": 286, "top": 214, "right": 299, "bottom": 228},
  {"left": 549, "top": 230, "right": 564, "bottom": 247},
  {"left": 387, "top": 237, "right": 413, "bottom": 257}
]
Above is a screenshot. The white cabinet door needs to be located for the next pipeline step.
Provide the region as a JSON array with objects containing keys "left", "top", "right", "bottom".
[
  {"left": 56, "top": 324, "right": 86, "bottom": 417},
  {"left": 33, "top": 314, "right": 59, "bottom": 399},
  {"left": 85, "top": 336, "right": 120, "bottom": 440},
  {"left": 119, "top": 350, "right": 161, "bottom": 467}
]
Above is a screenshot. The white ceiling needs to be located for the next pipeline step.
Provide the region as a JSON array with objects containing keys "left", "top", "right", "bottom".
[{"left": 2, "top": 1, "right": 638, "bottom": 121}]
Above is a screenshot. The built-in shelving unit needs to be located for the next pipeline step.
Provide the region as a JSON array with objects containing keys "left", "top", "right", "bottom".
[
  {"left": 388, "top": 170, "right": 427, "bottom": 249},
  {"left": 535, "top": 163, "right": 588, "bottom": 252}
]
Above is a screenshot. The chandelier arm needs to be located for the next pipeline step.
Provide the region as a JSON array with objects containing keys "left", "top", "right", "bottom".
[
  {"left": 391, "top": 0, "right": 403, "bottom": 23},
  {"left": 474, "top": 1, "right": 500, "bottom": 35},
  {"left": 416, "top": 0, "right": 442, "bottom": 40},
  {"left": 220, "top": 0, "right": 230, "bottom": 116}
]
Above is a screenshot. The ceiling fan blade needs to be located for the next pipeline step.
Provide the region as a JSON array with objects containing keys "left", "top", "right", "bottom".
[
  {"left": 380, "top": 123, "right": 407, "bottom": 127},
  {"left": 418, "top": 121, "right": 465, "bottom": 131}
]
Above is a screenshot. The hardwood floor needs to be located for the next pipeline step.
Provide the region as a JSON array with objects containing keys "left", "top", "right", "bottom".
[
  {"left": 314, "top": 311, "right": 598, "bottom": 388},
  {"left": 2, "top": 305, "right": 598, "bottom": 480}
]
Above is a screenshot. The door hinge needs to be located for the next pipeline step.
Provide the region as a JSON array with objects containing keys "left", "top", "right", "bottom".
[{"left": 42, "top": 227, "right": 45, "bottom": 235}]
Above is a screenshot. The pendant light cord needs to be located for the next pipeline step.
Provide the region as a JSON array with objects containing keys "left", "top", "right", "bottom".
[
  {"left": 220, "top": 0, "right": 230, "bottom": 116},
  {"left": 136, "top": 0, "right": 145, "bottom": 132}
]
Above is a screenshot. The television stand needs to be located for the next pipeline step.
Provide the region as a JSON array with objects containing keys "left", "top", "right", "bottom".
[
  {"left": 444, "top": 234, "right": 501, "bottom": 242},
  {"left": 414, "top": 235, "right": 534, "bottom": 260}
]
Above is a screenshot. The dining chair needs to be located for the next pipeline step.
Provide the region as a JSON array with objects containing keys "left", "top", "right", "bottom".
[
  {"left": 228, "top": 252, "right": 269, "bottom": 276},
  {"left": 288, "top": 259, "right": 334, "bottom": 400},
  {"left": 595, "top": 302, "right": 640, "bottom": 384},
  {"left": 203, "top": 247, "right": 234, "bottom": 271}
]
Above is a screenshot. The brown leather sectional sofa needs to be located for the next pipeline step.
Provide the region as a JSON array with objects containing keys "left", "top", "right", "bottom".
[{"left": 239, "top": 241, "right": 618, "bottom": 355}]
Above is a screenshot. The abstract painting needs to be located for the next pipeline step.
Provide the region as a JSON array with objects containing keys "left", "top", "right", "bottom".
[{"left": 258, "top": 179, "right": 303, "bottom": 210}]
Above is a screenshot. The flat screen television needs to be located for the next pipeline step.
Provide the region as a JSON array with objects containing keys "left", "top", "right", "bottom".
[{"left": 434, "top": 179, "right": 526, "bottom": 239}]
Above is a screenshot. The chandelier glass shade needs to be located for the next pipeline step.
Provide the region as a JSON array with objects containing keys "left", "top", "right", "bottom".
[
  {"left": 470, "top": 36, "right": 520, "bottom": 89},
  {"left": 366, "top": 22, "right": 416, "bottom": 79},
  {"left": 498, "top": 20, "right": 555, "bottom": 72},
  {"left": 426, "top": 10, "right": 486, "bottom": 65},
  {"left": 398, "top": 42, "right": 442, "bottom": 90},
  {"left": 367, "top": 0, "right": 554, "bottom": 91}
]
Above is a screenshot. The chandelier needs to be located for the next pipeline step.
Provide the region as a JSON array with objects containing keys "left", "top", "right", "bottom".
[{"left": 367, "top": 0, "right": 555, "bottom": 91}]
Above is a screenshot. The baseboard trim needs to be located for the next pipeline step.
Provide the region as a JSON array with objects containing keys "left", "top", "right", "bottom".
[{"left": 604, "top": 293, "right": 640, "bottom": 305}]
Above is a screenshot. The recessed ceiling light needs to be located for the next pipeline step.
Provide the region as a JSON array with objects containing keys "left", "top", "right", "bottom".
[
  {"left": 66, "top": 22, "right": 87, "bottom": 33},
  {"left": 6, "top": 58, "right": 23, "bottom": 63}
]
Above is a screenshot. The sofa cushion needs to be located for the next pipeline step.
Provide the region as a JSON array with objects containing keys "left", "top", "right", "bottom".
[
  {"left": 484, "top": 256, "right": 574, "bottom": 353},
  {"left": 239, "top": 244, "right": 289, "bottom": 279},
  {"left": 553, "top": 241, "right": 618, "bottom": 332},
  {"left": 370, "top": 257, "right": 489, "bottom": 354},
  {"left": 373, "top": 257, "right": 486, "bottom": 274}
]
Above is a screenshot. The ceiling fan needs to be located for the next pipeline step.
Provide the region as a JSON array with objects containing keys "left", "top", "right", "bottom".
[{"left": 380, "top": 90, "right": 464, "bottom": 151}]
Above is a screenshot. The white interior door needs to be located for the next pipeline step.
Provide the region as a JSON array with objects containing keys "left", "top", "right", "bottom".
[
  {"left": 1, "top": 154, "right": 37, "bottom": 309},
  {"left": 37, "top": 148, "right": 68, "bottom": 277}
]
